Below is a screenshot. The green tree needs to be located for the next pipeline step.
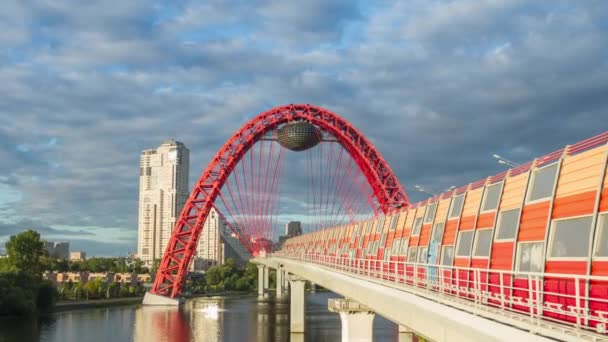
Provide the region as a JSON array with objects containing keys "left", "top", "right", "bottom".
[{"left": 5, "top": 230, "right": 45, "bottom": 275}]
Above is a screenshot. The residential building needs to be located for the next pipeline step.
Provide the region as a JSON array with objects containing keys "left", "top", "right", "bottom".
[
  {"left": 137, "top": 139, "right": 190, "bottom": 266},
  {"left": 70, "top": 251, "right": 86, "bottom": 261},
  {"left": 191, "top": 208, "right": 252, "bottom": 272},
  {"left": 286, "top": 221, "right": 302, "bottom": 237},
  {"left": 44, "top": 241, "right": 70, "bottom": 259}
]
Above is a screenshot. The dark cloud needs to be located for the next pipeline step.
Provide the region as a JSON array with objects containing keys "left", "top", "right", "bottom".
[
  {"left": 0, "top": 219, "right": 95, "bottom": 238},
  {"left": 0, "top": 0, "right": 606, "bottom": 255}
]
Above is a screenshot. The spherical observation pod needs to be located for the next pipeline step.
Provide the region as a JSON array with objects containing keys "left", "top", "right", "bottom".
[
  {"left": 276, "top": 121, "right": 322, "bottom": 151},
  {"left": 151, "top": 104, "right": 410, "bottom": 298}
]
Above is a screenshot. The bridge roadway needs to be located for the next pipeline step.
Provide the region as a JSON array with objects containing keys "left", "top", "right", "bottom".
[{"left": 254, "top": 255, "right": 600, "bottom": 342}]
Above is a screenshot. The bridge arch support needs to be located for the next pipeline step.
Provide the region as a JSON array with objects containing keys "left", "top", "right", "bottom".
[{"left": 151, "top": 104, "right": 409, "bottom": 298}]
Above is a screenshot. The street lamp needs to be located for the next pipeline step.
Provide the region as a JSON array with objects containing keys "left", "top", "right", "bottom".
[
  {"left": 492, "top": 154, "right": 520, "bottom": 168},
  {"left": 414, "top": 185, "right": 456, "bottom": 196}
]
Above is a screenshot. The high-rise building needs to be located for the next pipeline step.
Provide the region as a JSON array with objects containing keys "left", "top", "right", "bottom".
[
  {"left": 192, "top": 207, "right": 224, "bottom": 270},
  {"left": 44, "top": 241, "right": 70, "bottom": 259},
  {"left": 191, "top": 207, "right": 252, "bottom": 272},
  {"left": 286, "top": 221, "right": 302, "bottom": 237},
  {"left": 137, "top": 139, "right": 190, "bottom": 265}
]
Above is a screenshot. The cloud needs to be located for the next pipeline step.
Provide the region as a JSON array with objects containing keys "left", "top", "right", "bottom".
[{"left": 0, "top": 0, "right": 606, "bottom": 255}]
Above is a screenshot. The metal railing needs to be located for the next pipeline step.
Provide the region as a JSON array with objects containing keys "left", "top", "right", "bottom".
[{"left": 272, "top": 251, "right": 608, "bottom": 340}]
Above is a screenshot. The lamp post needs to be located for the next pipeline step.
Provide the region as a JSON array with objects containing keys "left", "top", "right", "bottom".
[
  {"left": 492, "top": 154, "right": 520, "bottom": 168},
  {"left": 414, "top": 185, "right": 456, "bottom": 196}
]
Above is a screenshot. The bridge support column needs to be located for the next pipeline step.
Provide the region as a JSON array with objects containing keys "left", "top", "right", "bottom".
[
  {"left": 398, "top": 326, "right": 415, "bottom": 342},
  {"left": 257, "top": 265, "right": 269, "bottom": 299},
  {"left": 328, "top": 298, "right": 375, "bottom": 342},
  {"left": 276, "top": 267, "right": 285, "bottom": 299},
  {"left": 288, "top": 275, "right": 306, "bottom": 333},
  {"left": 142, "top": 292, "right": 181, "bottom": 306},
  {"left": 282, "top": 270, "right": 289, "bottom": 291}
]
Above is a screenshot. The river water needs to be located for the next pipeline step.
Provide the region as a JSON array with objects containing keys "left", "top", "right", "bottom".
[{"left": 0, "top": 292, "right": 402, "bottom": 342}]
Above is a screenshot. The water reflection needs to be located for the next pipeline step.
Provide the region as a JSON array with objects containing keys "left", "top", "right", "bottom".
[
  {"left": 0, "top": 292, "right": 400, "bottom": 342},
  {"left": 133, "top": 296, "right": 293, "bottom": 342}
]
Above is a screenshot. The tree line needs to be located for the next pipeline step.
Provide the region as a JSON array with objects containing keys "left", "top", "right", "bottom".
[{"left": 0, "top": 230, "right": 57, "bottom": 316}]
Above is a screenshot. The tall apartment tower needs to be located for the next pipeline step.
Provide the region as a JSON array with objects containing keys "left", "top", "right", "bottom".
[
  {"left": 191, "top": 207, "right": 252, "bottom": 271},
  {"left": 137, "top": 139, "right": 190, "bottom": 265},
  {"left": 193, "top": 207, "right": 224, "bottom": 270}
]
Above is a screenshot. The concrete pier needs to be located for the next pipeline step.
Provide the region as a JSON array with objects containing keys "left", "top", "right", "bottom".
[
  {"left": 328, "top": 298, "right": 375, "bottom": 342},
  {"left": 399, "top": 325, "right": 415, "bottom": 342},
  {"left": 142, "top": 292, "right": 181, "bottom": 306},
  {"left": 288, "top": 275, "right": 306, "bottom": 333},
  {"left": 276, "top": 266, "right": 285, "bottom": 299},
  {"left": 257, "top": 265, "right": 269, "bottom": 299}
]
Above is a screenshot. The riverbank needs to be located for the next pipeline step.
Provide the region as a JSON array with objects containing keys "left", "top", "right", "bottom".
[{"left": 53, "top": 297, "right": 143, "bottom": 312}]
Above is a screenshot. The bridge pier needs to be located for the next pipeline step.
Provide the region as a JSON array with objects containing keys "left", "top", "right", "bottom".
[
  {"left": 288, "top": 275, "right": 306, "bottom": 333},
  {"left": 257, "top": 265, "right": 269, "bottom": 299},
  {"left": 398, "top": 325, "right": 415, "bottom": 342},
  {"left": 142, "top": 292, "right": 181, "bottom": 306},
  {"left": 328, "top": 298, "right": 375, "bottom": 342},
  {"left": 276, "top": 266, "right": 285, "bottom": 300}
]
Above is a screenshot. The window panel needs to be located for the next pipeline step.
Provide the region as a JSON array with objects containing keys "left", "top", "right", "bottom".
[
  {"left": 517, "top": 242, "right": 544, "bottom": 272},
  {"left": 400, "top": 239, "right": 409, "bottom": 255},
  {"left": 412, "top": 217, "right": 423, "bottom": 236},
  {"left": 473, "top": 229, "right": 493, "bottom": 257},
  {"left": 389, "top": 215, "right": 399, "bottom": 230},
  {"left": 431, "top": 223, "right": 445, "bottom": 243},
  {"left": 418, "top": 247, "right": 428, "bottom": 263},
  {"left": 495, "top": 209, "right": 520, "bottom": 240},
  {"left": 482, "top": 182, "right": 503, "bottom": 211},
  {"left": 392, "top": 239, "right": 401, "bottom": 254},
  {"left": 549, "top": 216, "right": 593, "bottom": 258},
  {"left": 455, "top": 231, "right": 474, "bottom": 257},
  {"left": 380, "top": 234, "right": 387, "bottom": 247},
  {"left": 441, "top": 246, "right": 454, "bottom": 266},
  {"left": 424, "top": 203, "right": 438, "bottom": 223},
  {"left": 384, "top": 250, "right": 391, "bottom": 261},
  {"left": 594, "top": 214, "right": 608, "bottom": 257},
  {"left": 408, "top": 247, "right": 417, "bottom": 262},
  {"left": 376, "top": 217, "right": 386, "bottom": 233},
  {"left": 449, "top": 195, "right": 465, "bottom": 218},
  {"left": 527, "top": 163, "right": 559, "bottom": 202}
]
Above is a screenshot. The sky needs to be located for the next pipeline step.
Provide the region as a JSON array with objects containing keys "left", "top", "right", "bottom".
[{"left": 0, "top": 0, "right": 606, "bottom": 256}]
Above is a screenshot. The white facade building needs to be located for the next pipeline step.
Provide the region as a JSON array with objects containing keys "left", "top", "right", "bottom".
[
  {"left": 192, "top": 207, "right": 225, "bottom": 271},
  {"left": 191, "top": 208, "right": 252, "bottom": 272},
  {"left": 137, "top": 139, "right": 190, "bottom": 265}
]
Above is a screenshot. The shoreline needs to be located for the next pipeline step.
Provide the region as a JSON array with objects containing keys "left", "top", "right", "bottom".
[{"left": 53, "top": 297, "right": 144, "bottom": 312}]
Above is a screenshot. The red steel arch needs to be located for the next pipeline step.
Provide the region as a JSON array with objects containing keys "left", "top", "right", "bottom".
[{"left": 151, "top": 104, "right": 410, "bottom": 298}]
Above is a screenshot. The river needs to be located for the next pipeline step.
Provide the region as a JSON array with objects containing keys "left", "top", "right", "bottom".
[{"left": 0, "top": 292, "right": 403, "bottom": 342}]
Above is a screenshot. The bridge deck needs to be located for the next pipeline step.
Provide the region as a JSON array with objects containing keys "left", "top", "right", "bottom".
[{"left": 256, "top": 255, "right": 608, "bottom": 342}]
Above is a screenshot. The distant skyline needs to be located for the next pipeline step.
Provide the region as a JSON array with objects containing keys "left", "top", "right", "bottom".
[{"left": 1, "top": 1, "right": 607, "bottom": 256}]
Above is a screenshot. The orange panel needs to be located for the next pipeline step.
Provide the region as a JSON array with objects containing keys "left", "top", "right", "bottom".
[
  {"left": 434, "top": 198, "right": 451, "bottom": 223},
  {"left": 387, "top": 232, "right": 395, "bottom": 247},
  {"left": 409, "top": 235, "right": 420, "bottom": 247},
  {"left": 419, "top": 224, "right": 432, "bottom": 246},
  {"left": 490, "top": 241, "right": 514, "bottom": 270},
  {"left": 471, "top": 258, "right": 488, "bottom": 268},
  {"left": 454, "top": 257, "right": 469, "bottom": 267},
  {"left": 552, "top": 190, "right": 597, "bottom": 219},
  {"left": 518, "top": 201, "right": 550, "bottom": 241},
  {"left": 442, "top": 220, "right": 458, "bottom": 245},
  {"left": 599, "top": 187, "right": 608, "bottom": 212},
  {"left": 477, "top": 212, "right": 496, "bottom": 228},
  {"left": 459, "top": 215, "right": 476, "bottom": 230},
  {"left": 591, "top": 261, "right": 608, "bottom": 276},
  {"left": 545, "top": 260, "right": 587, "bottom": 275},
  {"left": 462, "top": 188, "right": 483, "bottom": 216}
]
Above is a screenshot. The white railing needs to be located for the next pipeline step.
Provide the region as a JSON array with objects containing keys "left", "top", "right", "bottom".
[{"left": 272, "top": 251, "right": 608, "bottom": 339}]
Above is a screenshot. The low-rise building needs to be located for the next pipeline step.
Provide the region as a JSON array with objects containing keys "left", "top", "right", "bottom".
[{"left": 70, "top": 251, "right": 86, "bottom": 261}]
